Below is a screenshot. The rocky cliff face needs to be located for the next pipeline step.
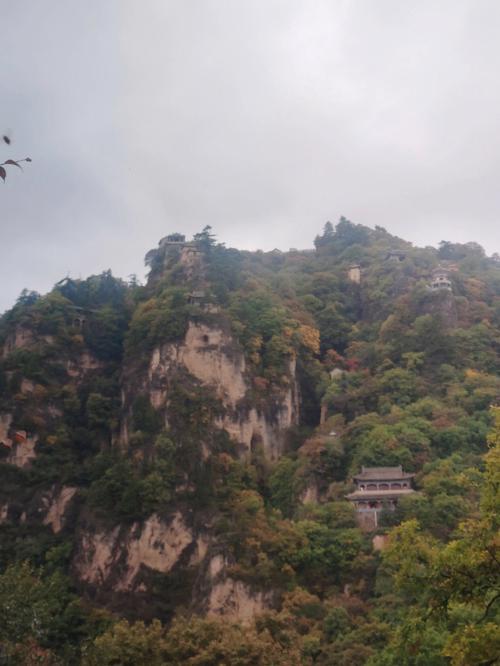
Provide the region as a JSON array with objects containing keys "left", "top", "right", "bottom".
[
  {"left": 204, "top": 553, "right": 275, "bottom": 623},
  {"left": 0, "top": 237, "right": 310, "bottom": 626},
  {"left": 42, "top": 486, "right": 78, "bottom": 533},
  {"left": 0, "top": 313, "right": 111, "bottom": 470},
  {"left": 0, "top": 484, "right": 78, "bottom": 532},
  {"left": 121, "top": 319, "right": 300, "bottom": 461},
  {"left": 0, "top": 411, "right": 39, "bottom": 468},
  {"left": 0, "top": 307, "right": 295, "bottom": 622},
  {"left": 72, "top": 510, "right": 274, "bottom": 622},
  {"left": 67, "top": 308, "right": 299, "bottom": 618},
  {"left": 74, "top": 512, "right": 198, "bottom": 592}
]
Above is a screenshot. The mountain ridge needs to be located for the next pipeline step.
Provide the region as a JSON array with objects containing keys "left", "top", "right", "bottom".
[{"left": 0, "top": 218, "right": 498, "bottom": 664}]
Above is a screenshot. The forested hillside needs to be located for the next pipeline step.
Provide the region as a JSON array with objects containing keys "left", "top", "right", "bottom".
[{"left": 0, "top": 219, "right": 498, "bottom": 665}]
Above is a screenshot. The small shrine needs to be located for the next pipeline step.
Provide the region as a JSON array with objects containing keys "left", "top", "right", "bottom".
[
  {"left": 188, "top": 290, "right": 206, "bottom": 305},
  {"left": 430, "top": 267, "right": 452, "bottom": 292},
  {"left": 385, "top": 251, "right": 406, "bottom": 262},
  {"left": 158, "top": 233, "right": 186, "bottom": 246},
  {"left": 346, "top": 466, "right": 415, "bottom": 531},
  {"left": 347, "top": 264, "right": 361, "bottom": 284}
]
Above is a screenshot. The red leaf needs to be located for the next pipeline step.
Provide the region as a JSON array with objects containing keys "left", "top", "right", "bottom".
[
  {"left": 0, "top": 166, "right": 6, "bottom": 182},
  {"left": 4, "top": 159, "right": 22, "bottom": 170}
]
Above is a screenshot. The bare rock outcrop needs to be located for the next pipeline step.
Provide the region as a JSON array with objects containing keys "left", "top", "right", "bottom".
[
  {"left": 147, "top": 323, "right": 247, "bottom": 410},
  {"left": 203, "top": 554, "right": 274, "bottom": 623},
  {"left": 75, "top": 526, "right": 121, "bottom": 588},
  {"left": 7, "top": 434, "right": 38, "bottom": 468},
  {"left": 1, "top": 327, "right": 57, "bottom": 358},
  {"left": 73, "top": 511, "right": 274, "bottom": 623},
  {"left": 115, "top": 513, "right": 195, "bottom": 591},
  {"left": 73, "top": 511, "right": 200, "bottom": 592},
  {"left": 66, "top": 351, "right": 103, "bottom": 378},
  {"left": 300, "top": 483, "right": 320, "bottom": 504},
  {"left": 122, "top": 321, "right": 299, "bottom": 460},
  {"left": 42, "top": 486, "right": 78, "bottom": 533},
  {"left": 0, "top": 416, "right": 38, "bottom": 468},
  {"left": 0, "top": 413, "right": 13, "bottom": 448},
  {"left": 2, "top": 326, "right": 35, "bottom": 358}
]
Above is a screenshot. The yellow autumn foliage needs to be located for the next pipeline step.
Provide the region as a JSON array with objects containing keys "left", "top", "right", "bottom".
[{"left": 299, "top": 325, "right": 320, "bottom": 355}]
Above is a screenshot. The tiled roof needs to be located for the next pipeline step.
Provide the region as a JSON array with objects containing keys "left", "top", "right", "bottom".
[{"left": 353, "top": 466, "right": 414, "bottom": 480}]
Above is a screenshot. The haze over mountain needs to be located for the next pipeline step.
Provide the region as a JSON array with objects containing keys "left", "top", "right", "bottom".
[{"left": 3, "top": 1, "right": 500, "bottom": 311}]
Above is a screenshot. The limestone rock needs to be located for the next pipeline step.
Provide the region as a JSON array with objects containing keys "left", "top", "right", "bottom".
[{"left": 42, "top": 486, "right": 78, "bottom": 534}]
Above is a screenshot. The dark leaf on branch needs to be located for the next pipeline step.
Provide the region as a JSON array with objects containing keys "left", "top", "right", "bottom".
[
  {"left": 0, "top": 166, "right": 6, "bottom": 182},
  {"left": 4, "top": 159, "right": 22, "bottom": 170},
  {"left": 2, "top": 135, "right": 10, "bottom": 145},
  {"left": 25, "top": 157, "right": 32, "bottom": 162}
]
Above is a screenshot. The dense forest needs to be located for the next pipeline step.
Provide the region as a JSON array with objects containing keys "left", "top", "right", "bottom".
[{"left": 0, "top": 219, "right": 498, "bottom": 665}]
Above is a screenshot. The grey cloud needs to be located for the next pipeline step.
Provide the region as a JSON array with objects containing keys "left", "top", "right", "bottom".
[{"left": 2, "top": 0, "right": 500, "bottom": 311}]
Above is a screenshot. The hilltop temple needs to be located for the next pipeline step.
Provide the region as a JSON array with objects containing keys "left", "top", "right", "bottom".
[
  {"left": 346, "top": 466, "right": 415, "bottom": 531},
  {"left": 430, "top": 266, "right": 452, "bottom": 292}
]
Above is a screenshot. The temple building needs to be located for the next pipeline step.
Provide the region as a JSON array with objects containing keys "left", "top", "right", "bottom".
[
  {"left": 188, "top": 289, "right": 206, "bottom": 306},
  {"left": 385, "top": 250, "right": 406, "bottom": 262},
  {"left": 346, "top": 466, "right": 415, "bottom": 531},
  {"left": 430, "top": 267, "right": 452, "bottom": 292},
  {"left": 347, "top": 263, "right": 361, "bottom": 284}
]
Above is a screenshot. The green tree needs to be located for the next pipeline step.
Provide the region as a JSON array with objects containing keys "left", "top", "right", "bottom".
[
  {"left": 83, "top": 620, "right": 167, "bottom": 666},
  {"left": 378, "top": 408, "right": 500, "bottom": 664}
]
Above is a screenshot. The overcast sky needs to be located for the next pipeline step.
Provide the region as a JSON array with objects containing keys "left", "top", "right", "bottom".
[{"left": 2, "top": 1, "right": 500, "bottom": 311}]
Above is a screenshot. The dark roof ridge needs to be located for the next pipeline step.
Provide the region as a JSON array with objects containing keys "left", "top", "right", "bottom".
[{"left": 353, "top": 465, "right": 415, "bottom": 480}]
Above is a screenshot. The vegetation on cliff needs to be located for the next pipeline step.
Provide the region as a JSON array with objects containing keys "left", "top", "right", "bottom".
[{"left": 0, "top": 219, "right": 498, "bottom": 664}]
